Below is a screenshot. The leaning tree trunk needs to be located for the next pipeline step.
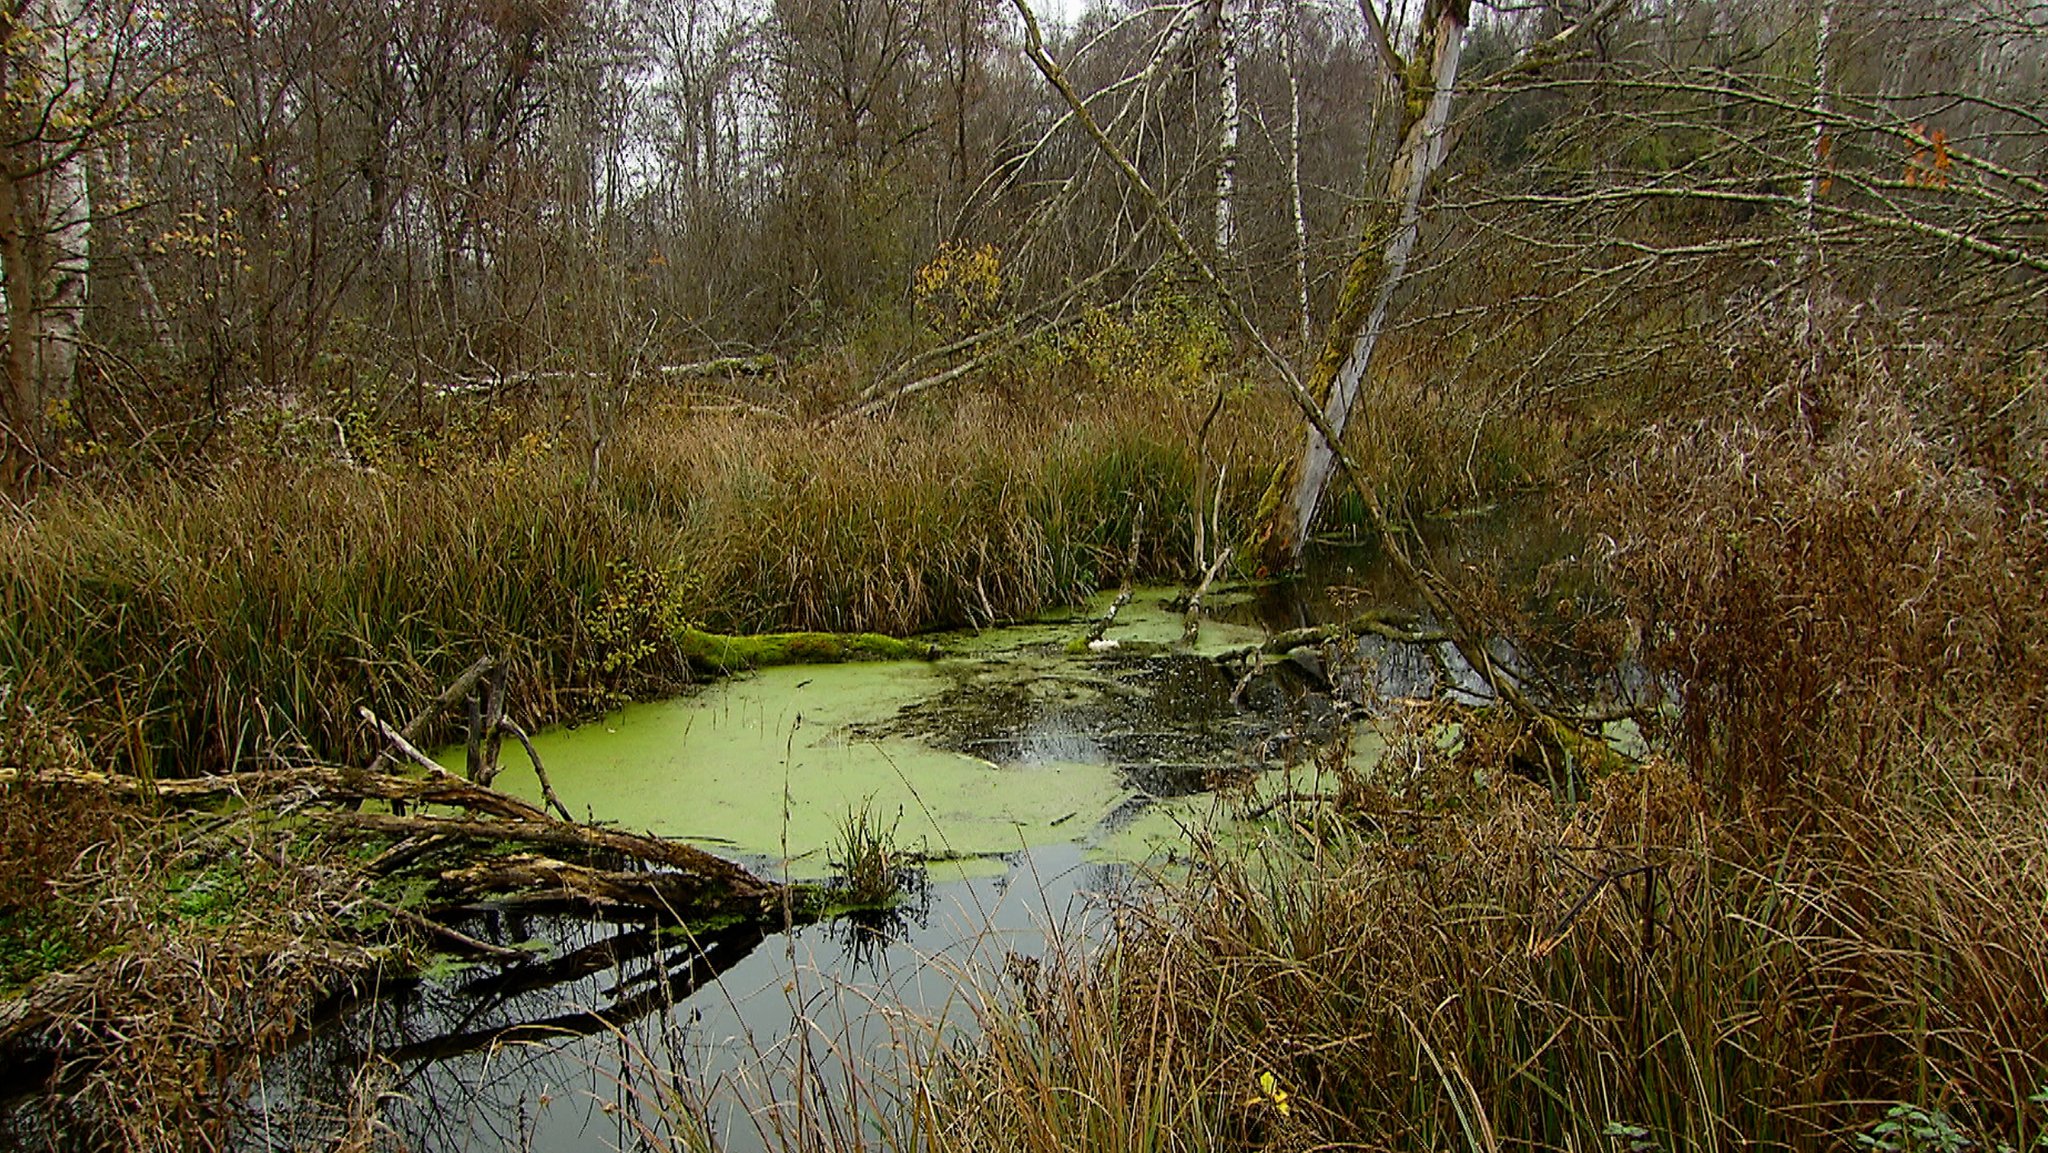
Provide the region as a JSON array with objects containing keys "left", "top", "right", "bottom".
[
  {"left": 1261, "top": 0, "right": 1469, "bottom": 565},
  {"left": 0, "top": 0, "right": 92, "bottom": 489}
]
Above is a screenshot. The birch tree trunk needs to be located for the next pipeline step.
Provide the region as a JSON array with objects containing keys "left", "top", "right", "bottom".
[
  {"left": 1266, "top": 0, "right": 1469, "bottom": 562},
  {"left": 1283, "top": 0, "right": 1310, "bottom": 348},
  {"left": 1212, "top": 0, "right": 1240, "bottom": 256},
  {"left": 1799, "top": 0, "right": 1832, "bottom": 347},
  {"left": 0, "top": 0, "right": 93, "bottom": 488}
]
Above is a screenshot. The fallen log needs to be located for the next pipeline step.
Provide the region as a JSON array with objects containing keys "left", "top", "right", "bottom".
[
  {"left": 327, "top": 812, "right": 776, "bottom": 906},
  {"left": 676, "top": 626, "right": 937, "bottom": 674},
  {"left": 0, "top": 764, "right": 544, "bottom": 821},
  {"left": 1212, "top": 608, "right": 1447, "bottom": 664},
  {"left": 437, "top": 854, "right": 775, "bottom": 920},
  {"left": 656, "top": 353, "right": 778, "bottom": 379}
]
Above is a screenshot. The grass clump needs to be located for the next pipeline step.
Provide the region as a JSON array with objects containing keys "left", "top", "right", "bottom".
[
  {"left": 1587, "top": 308, "right": 2048, "bottom": 796},
  {"left": 829, "top": 800, "right": 907, "bottom": 909},
  {"left": 898, "top": 763, "right": 2048, "bottom": 1153}
]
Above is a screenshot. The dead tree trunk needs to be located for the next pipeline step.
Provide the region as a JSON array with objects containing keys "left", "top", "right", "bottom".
[
  {"left": 1260, "top": 0, "right": 1631, "bottom": 564},
  {"left": 1269, "top": 0, "right": 1469, "bottom": 564}
]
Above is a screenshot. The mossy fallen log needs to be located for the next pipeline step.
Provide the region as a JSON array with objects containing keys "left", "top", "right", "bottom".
[
  {"left": 675, "top": 627, "right": 937, "bottom": 674},
  {"left": 437, "top": 853, "right": 777, "bottom": 920},
  {"left": 1540, "top": 714, "right": 1635, "bottom": 778}
]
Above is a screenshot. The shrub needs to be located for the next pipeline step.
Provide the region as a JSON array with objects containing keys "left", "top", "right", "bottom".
[{"left": 1586, "top": 308, "right": 2048, "bottom": 796}]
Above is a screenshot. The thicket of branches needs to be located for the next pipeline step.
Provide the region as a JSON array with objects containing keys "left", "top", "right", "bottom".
[{"left": 2, "top": 0, "right": 2033, "bottom": 488}]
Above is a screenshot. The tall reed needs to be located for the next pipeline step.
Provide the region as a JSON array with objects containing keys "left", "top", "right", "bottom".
[
  {"left": 890, "top": 765, "right": 2048, "bottom": 1153},
  {"left": 0, "top": 396, "right": 1286, "bottom": 774}
]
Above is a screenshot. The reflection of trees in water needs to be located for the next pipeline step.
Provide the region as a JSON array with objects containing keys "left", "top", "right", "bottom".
[
  {"left": 247, "top": 847, "right": 1131, "bottom": 1153},
  {"left": 241, "top": 914, "right": 770, "bottom": 1151},
  {"left": 828, "top": 867, "right": 934, "bottom": 974}
]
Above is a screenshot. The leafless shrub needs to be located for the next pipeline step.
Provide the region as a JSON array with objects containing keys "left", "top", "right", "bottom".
[{"left": 1589, "top": 304, "right": 2048, "bottom": 796}]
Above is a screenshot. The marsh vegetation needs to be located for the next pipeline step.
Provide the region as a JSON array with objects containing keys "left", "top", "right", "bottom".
[{"left": 3, "top": 0, "right": 2047, "bottom": 1149}]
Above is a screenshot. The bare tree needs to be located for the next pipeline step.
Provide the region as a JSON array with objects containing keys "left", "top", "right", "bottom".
[
  {"left": 1269, "top": 0, "right": 1472, "bottom": 561},
  {"left": 1, "top": 0, "right": 99, "bottom": 486}
]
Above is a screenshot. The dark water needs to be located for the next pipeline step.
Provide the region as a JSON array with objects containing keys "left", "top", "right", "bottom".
[{"left": 246, "top": 844, "right": 1127, "bottom": 1152}]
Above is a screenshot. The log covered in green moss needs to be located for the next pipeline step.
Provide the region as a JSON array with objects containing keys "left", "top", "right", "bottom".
[{"left": 674, "top": 627, "right": 937, "bottom": 674}]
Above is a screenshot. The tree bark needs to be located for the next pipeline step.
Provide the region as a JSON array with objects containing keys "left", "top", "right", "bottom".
[
  {"left": 1799, "top": 0, "right": 1833, "bottom": 375},
  {"left": 1284, "top": 0, "right": 1310, "bottom": 349},
  {"left": 1212, "top": 0, "right": 1240, "bottom": 256},
  {"left": 1273, "top": 0, "right": 1469, "bottom": 563},
  {"left": 0, "top": 0, "right": 93, "bottom": 488}
]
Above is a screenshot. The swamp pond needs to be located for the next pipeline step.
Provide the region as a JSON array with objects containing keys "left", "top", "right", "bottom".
[{"left": 239, "top": 531, "right": 1647, "bottom": 1152}]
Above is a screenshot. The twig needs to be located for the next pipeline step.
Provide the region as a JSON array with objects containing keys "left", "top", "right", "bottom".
[
  {"left": 359, "top": 707, "right": 456, "bottom": 777},
  {"left": 1528, "top": 863, "right": 1655, "bottom": 959},
  {"left": 327, "top": 813, "right": 770, "bottom": 897},
  {"left": 1087, "top": 506, "right": 1145, "bottom": 644},
  {"left": 496, "top": 716, "right": 573, "bottom": 823},
  {"left": 366, "top": 656, "right": 496, "bottom": 776},
  {"left": 361, "top": 897, "right": 526, "bottom": 963},
  {"left": 364, "top": 834, "right": 452, "bottom": 876},
  {"left": 1242, "top": 789, "right": 1340, "bottom": 820}
]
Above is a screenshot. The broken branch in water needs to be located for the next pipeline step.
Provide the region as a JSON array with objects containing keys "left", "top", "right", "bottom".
[
  {"left": 435, "top": 854, "right": 758, "bottom": 920},
  {"left": 360, "top": 706, "right": 455, "bottom": 777},
  {"left": 1217, "top": 609, "right": 1450, "bottom": 663},
  {"left": 1180, "top": 546, "right": 1233, "bottom": 647},
  {"left": 366, "top": 655, "right": 496, "bottom": 776},
  {"left": 324, "top": 811, "right": 775, "bottom": 908},
  {"left": 1086, "top": 506, "right": 1145, "bottom": 645},
  {"left": 494, "top": 716, "right": 573, "bottom": 822},
  {"left": 358, "top": 897, "right": 527, "bottom": 962}
]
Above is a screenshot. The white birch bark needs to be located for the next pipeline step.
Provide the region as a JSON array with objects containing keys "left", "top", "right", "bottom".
[
  {"left": 1213, "top": 0, "right": 1240, "bottom": 255},
  {"left": 1284, "top": 0, "right": 1310, "bottom": 348},
  {"left": 39, "top": 130, "right": 90, "bottom": 409},
  {"left": 1802, "top": 0, "right": 1832, "bottom": 245},
  {"left": 1810, "top": 0, "right": 1843, "bottom": 374},
  {"left": 1, "top": 0, "right": 93, "bottom": 479},
  {"left": 1799, "top": 0, "right": 1832, "bottom": 370},
  {"left": 1285, "top": 0, "right": 1466, "bottom": 552}
]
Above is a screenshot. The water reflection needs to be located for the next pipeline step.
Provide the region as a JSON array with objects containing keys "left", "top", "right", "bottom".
[{"left": 245, "top": 844, "right": 1127, "bottom": 1153}]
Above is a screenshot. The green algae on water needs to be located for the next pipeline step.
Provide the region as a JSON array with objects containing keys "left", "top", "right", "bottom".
[{"left": 490, "top": 662, "right": 1133, "bottom": 879}]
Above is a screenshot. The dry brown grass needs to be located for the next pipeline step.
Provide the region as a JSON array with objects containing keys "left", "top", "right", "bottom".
[
  {"left": 0, "top": 797, "right": 400, "bottom": 1151},
  {"left": 0, "top": 386, "right": 1292, "bottom": 777},
  {"left": 1587, "top": 305, "right": 2048, "bottom": 796},
  {"left": 890, "top": 757, "right": 2048, "bottom": 1153},
  {"left": 855, "top": 308, "right": 2048, "bottom": 1153}
]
